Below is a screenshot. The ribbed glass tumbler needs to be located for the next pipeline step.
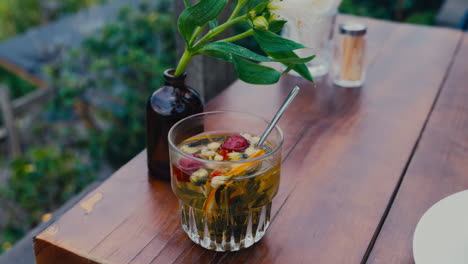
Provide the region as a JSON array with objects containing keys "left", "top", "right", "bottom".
[{"left": 168, "top": 111, "right": 283, "bottom": 251}]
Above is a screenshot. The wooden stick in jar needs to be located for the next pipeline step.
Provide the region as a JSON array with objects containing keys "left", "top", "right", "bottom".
[{"left": 340, "top": 35, "right": 365, "bottom": 81}]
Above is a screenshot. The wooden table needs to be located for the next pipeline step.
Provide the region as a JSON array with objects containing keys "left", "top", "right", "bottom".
[{"left": 33, "top": 16, "right": 467, "bottom": 264}]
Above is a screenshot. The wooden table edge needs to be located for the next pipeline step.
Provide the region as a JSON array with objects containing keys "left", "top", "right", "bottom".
[{"left": 34, "top": 237, "right": 102, "bottom": 264}]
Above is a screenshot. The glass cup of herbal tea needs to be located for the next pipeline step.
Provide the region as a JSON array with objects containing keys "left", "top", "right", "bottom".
[{"left": 168, "top": 111, "right": 283, "bottom": 251}]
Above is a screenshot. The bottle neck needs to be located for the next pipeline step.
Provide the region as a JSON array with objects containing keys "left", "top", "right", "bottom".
[{"left": 164, "top": 69, "right": 187, "bottom": 87}]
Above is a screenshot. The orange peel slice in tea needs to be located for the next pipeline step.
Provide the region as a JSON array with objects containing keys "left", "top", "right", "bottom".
[
  {"left": 203, "top": 149, "right": 266, "bottom": 213},
  {"left": 181, "top": 134, "right": 215, "bottom": 144}
]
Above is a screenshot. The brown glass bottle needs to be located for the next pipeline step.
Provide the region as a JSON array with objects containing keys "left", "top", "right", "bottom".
[{"left": 147, "top": 69, "right": 204, "bottom": 180}]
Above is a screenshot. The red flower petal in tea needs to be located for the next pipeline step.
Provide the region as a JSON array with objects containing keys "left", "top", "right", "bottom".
[
  {"left": 178, "top": 154, "right": 203, "bottom": 173},
  {"left": 221, "top": 135, "right": 250, "bottom": 152},
  {"left": 209, "top": 170, "right": 224, "bottom": 178},
  {"left": 219, "top": 149, "right": 229, "bottom": 160},
  {"left": 172, "top": 164, "right": 190, "bottom": 182}
]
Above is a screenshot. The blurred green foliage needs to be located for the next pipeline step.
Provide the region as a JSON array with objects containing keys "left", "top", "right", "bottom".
[
  {"left": 0, "top": 0, "right": 108, "bottom": 41},
  {"left": 0, "top": 146, "right": 95, "bottom": 252},
  {"left": 48, "top": 2, "right": 175, "bottom": 167},
  {"left": 0, "top": 0, "right": 41, "bottom": 41},
  {"left": 0, "top": 2, "right": 175, "bottom": 253},
  {"left": 7, "top": 147, "right": 94, "bottom": 216},
  {"left": 339, "top": 0, "right": 444, "bottom": 25},
  {"left": 0, "top": 0, "right": 110, "bottom": 100},
  {"left": 0, "top": 68, "right": 36, "bottom": 99}
]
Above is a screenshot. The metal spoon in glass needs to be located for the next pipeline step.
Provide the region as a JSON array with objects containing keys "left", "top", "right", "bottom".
[{"left": 257, "top": 86, "right": 301, "bottom": 148}]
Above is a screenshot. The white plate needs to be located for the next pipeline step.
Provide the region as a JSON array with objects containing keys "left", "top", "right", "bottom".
[{"left": 413, "top": 190, "right": 468, "bottom": 264}]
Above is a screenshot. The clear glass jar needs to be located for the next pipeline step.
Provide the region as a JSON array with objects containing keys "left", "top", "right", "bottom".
[
  {"left": 332, "top": 21, "right": 367, "bottom": 88},
  {"left": 282, "top": 11, "right": 337, "bottom": 78}
]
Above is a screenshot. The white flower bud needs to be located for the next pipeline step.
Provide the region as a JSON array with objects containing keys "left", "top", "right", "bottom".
[
  {"left": 201, "top": 147, "right": 216, "bottom": 157},
  {"left": 251, "top": 136, "right": 260, "bottom": 145},
  {"left": 193, "top": 168, "right": 208, "bottom": 178},
  {"left": 211, "top": 176, "right": 229, "bottom": 188},
  {"left": 248, "top": 10, "right": 257, "bottom": 19},
  {"left": 190, "top": 169, "right": 209, "bottom": 186},
  {"left": 241, "top": 133, "right": 253, "bottom": 141},
  {"left": 207, "top": 142, "right": 221, "bottom": 151},
  {"left": 253, "top": 16, "right": 269, "bottom": 30},
  {"left": 244, "top": 146, "right": 258, "bottom": 157},
  {"left": 214, "top": 154, "right": 224, "bottom": 161},
  {"left": 241, "top": 133, "right": 260, "bottom": 145},
  {"left": 228, "top": 152, "right": 242, "bottom": 160},
  {"left": 180, "top": 145, "right": 199, "bottom": 154}
]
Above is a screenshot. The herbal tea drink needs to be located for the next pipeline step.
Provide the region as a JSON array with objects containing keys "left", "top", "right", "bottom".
[
  {"left": 173, "top": 133, "right": 279, "bottom": 250},
  {"left": 168, "top": 112, "right": 283, "bottom": 252}
]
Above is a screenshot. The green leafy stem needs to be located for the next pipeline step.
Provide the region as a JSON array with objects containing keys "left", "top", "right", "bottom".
[{"left": 175, "top": 0, "right": 315, "bottom": 84}]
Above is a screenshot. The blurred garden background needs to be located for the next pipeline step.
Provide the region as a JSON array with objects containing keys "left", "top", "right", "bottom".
[{"left": 0, "top": 0, "right": 458, "bottom": 258}]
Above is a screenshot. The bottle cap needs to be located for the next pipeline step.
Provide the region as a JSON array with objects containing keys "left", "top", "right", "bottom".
[{"left": 339, "top": 21, "right": 367, "bottom": 37}]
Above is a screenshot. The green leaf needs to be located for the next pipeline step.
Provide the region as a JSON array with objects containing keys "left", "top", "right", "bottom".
[
  {"left": 238, "top": 0, "right": 250, "bottom": 7},
  {"left": 209, "top": 19, "right": 218, "bottom": 30},
  {"left": 203, "top": 50, "right": 233, "bottom": 61},
  {"left": 277, "top": 55, "right": 316, "bottom": 64},
  {"left": 232, "top": 55, "right": 282, "bottom": 84},
  {"left": 201, "top": 42, "right": 314, "bottom": 64},
  {"left": 269, "top": 20, "right": 287, "bottom": 33},
  {"left": 269, "top": 51, "right": 314, "bottom": 82},
  {"left": 200, "top": 42, "right": 274, "bottom": 62},
  {"left": 251, "top": 1, "right": 269, "bottom": 14},
  {"left": 254, "top": 29, "right": 306, "bottom": 52},
  {"left": 290, "top": 63, "right": 314, "bottom": 82},
  {"left": 178, "top": 0, "right": 228, "bottom": 43}
]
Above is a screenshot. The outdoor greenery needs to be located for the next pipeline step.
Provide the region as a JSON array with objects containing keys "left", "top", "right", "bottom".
[
  {"left": 1, "top": 147, "right": 95, "bottom": 252},
  {"left": 340, "top": 0, "right": 444, "bottom": 25},
  {"left": 0, "top": 0, "right": 110, "bottom": 100},
  {"left": 0, "top": 3, "right": 175, "bottom": 253},
  {"left": 0, "top": 0, "right": 109, "bottom": 41},
  {"left": 0, "top": 68, "right": 36, "bottom": 100},
  {"left": 48, "top": 2, "right": 175, "bottom": 166}
]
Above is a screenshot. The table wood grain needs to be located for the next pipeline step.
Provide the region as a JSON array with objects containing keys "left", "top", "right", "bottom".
[
  {"left": 33, "top": 16, "right": 465, "bottom": 264},
  {"left": 367, "top": 33, "right": 468, "bottom": 264}
]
